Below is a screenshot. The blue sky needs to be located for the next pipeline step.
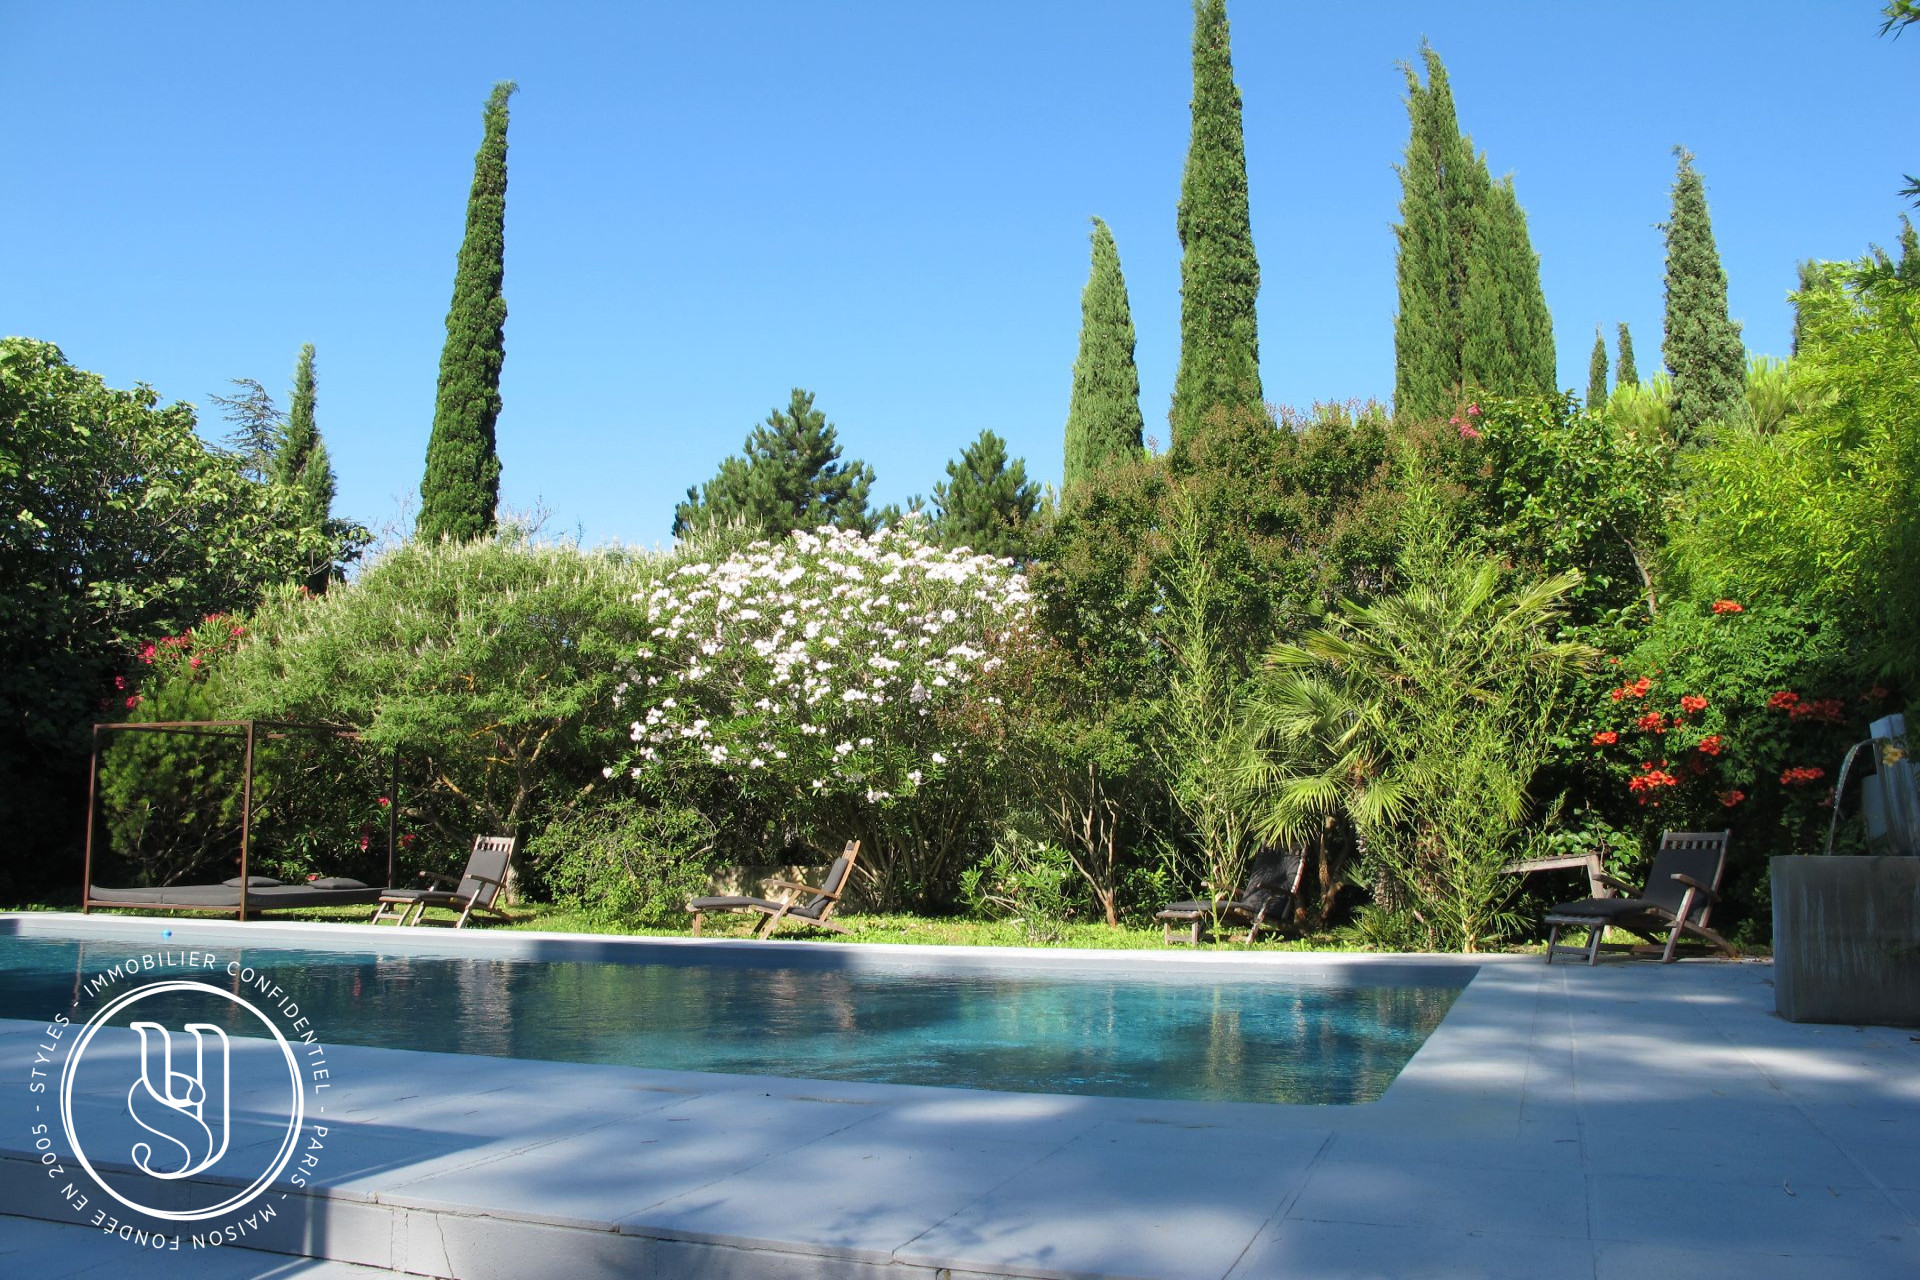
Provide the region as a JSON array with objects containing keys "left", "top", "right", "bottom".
[{"left": 2, "top": 2, "right": 1909, "bottom": 548}]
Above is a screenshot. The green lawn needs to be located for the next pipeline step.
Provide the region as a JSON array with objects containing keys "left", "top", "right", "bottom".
[
  {"left": 5, "top": 898, "right": 1358, "bottom": 951},
  {"left": 6, "top": 898, "right": 1763, "bottom": 956}
]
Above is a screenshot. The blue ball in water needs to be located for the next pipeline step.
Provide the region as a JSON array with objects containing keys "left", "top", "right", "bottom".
[{"left": 161, "top": 929, "right": 172, "bottom": 939}]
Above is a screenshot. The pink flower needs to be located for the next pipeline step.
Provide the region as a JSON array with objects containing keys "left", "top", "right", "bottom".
[{"left": 1458, "top": 422, "right": 1483, "bottom": 440}]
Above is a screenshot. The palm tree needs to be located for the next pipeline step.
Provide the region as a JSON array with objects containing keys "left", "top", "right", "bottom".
[{"left": 1242, "top": 558, "right": 1595, "bottom": 951}]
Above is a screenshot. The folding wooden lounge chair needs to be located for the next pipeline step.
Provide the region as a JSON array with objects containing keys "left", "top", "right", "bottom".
[
  {"left": 1543, "top": 829, "right": 1739, "bottom": 965},
  {"left": 370, "top": 835, "right": 517, "bottom": 928},
  {"left": 1156, "top": 849, "right": 1305, "bottom": 945},
  {"left": 686, "top": 841, "right": 860, "bottom": 939}
]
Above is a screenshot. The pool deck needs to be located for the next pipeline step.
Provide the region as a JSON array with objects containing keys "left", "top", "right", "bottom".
[{"left": 1, "top": 916, "right": 1917, "bottom": 1279}]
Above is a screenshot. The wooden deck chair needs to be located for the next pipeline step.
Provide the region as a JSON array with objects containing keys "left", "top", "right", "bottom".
[
  {"left": 686, "top": 841, "right": 860, "bottom": 939},
  {"left": 1544, "top": 829, "right": 1739, "bottom": 965},
  {"left": 370, "top": 835, "right": 517, "bottom": 928},
  {"left": 1156, "top": 849, "right": 1306, "bottom": 945}
]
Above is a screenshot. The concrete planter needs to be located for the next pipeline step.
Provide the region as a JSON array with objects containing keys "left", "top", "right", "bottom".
[{"left": 1772, "top": 854, "right": 1920, "bottom": 1025}]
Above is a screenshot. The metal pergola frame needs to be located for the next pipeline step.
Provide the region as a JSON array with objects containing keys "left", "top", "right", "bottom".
[{"left": 82, "top": 719, "right": 397, "bottom": 922}]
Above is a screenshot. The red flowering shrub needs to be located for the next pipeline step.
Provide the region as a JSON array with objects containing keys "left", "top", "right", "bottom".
[
  {"left": 1610, "top": 676, "right": 1653, "bottom": 702},
  {"left": 1788, "top": 697, "right": 1846, "bottom": 724},
  {"left": 1780, "top": 765, "right": 1827, "bottom": 786},
  {"left": 1697, "top": 734, "right": 1724, "bottom": 756},
  {"left": 1627, "top": 762, "right": 1680, "bottom": 805},
  {"left": 1679, "top": 694, "right": 1708, "bottom": 714},
  {"left": 1711, "top": 599, "right": 1745, "bottom": 614},
  {"left": 1634, "top": 711, "right": 1668, "bottom": 733},
  {"left": 1591, "top": 730, "right": 1618, "bottom": 746},
  {"left": 1767, "top": 690, "right": 1801, "bottom": 710},
  {"left": 1718, "top": 789, "right": 1746, "bottom": 807}
]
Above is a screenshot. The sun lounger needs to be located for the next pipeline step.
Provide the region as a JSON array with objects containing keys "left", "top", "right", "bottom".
[
  {"left": 86, "top": 877, "right": 384, "bottom": 913},
  {"left": 1543, "top": 829, "right": 1739, "bottom": 964},
  {"left": 1156, "top": 850, "right": 1305, "bottom": 944},
  {"left": 370, "top": 835, "right": 517, "bottom": 928},
  {"left": 686, "top": 841, "right": 860, "bottom": 939}
]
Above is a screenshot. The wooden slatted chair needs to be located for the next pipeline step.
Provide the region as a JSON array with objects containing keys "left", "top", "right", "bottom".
[
  {"left": 1543, "top": 829, "right": 1739, "bottom": 964},
  {"left": 370, "top": 835, "right": 517, "bottom": 928},
  {"left": 1156, "top": 849, "right": 1306, "bottom": 945},
  {"left": 686, "top": 841, "right": 860, "bottom": 940}
]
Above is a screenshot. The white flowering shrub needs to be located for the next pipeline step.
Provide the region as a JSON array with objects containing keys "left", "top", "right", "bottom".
[{"left": 608, "top": 523, "right": 1037, "bottom": 905}]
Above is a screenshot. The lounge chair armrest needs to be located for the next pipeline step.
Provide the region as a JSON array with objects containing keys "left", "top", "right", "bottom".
[
  {"left": 465, "top": 874, "right": 507, "bottom": 890},
  {"left": 765, "top": 878, "right": 832, "bottom": 898},
  {"left": 1668, "top": 873, "right": 1719, "bottom": 902},
  {"left": 1596, "top": 872, "right": 1640, "bottom": 896}
]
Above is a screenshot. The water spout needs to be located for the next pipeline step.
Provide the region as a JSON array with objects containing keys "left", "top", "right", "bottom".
[{"left": 1823, "top": 738, "right": 1874, "bottom": 857}]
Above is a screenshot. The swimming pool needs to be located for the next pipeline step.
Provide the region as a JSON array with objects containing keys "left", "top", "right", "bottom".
[{"left": 0, "top": 919, "right": 1469, "bottom": 1105}]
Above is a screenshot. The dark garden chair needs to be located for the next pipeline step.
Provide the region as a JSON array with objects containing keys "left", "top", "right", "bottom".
[
  {"left": 1156, "top": 849, "right": 1306, "bottom": 945},
  {"left": 1543, "top": 829, "right": 1739, "bottom": 965},
  {"left": 370, "top": 835, "right": 517, "bottom": 928},
  {"left": 686, "top": 841, "right": 862, "bottom": 940}
]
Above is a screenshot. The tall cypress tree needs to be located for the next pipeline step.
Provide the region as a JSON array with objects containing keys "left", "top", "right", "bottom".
[
  {"left": 1662, "top": 148, "right": 1747, "bottom": 440},
  {"left": 933, "top": 430, "right": 1041, "bottom": 560},
  {"left": 1396, "top": 44, "right": 1565, "bottom": 420},
  {"left": 418, "top": 81, "right": 516, "bottom": 542},
  {"left": 1171, "top": 0, "right": 1261, "bottom": 442},
  {"left": 271, "top": 344, "right": 338, "bottom": 592},
  {"left": 1393, "top": 45, "right": 1483, "bottom": 420},
  {"left": 1459, "top": 176, "right": 1556, "bottom": 398},
  {"left": 1586, "top": 327, "right": 1609, "bottom": 409},
  {"left": 1616, "top": 322, "right": 1639, "bottom": 387},
  {"left": 1063, "top": 218, "right": 1144, "bottom": 496}
]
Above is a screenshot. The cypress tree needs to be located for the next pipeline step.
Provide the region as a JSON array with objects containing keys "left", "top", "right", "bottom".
[
  {"left": 1171, "top": 0, "right": 1262, "bottom": 442},
  {"left": 271, "top": 344, "right": 337, "bottom": 591},
  {"left": 1616, "top": 322, "right": 1639, "bottom": 387},
  {"left": 1661, "top": 148, "right": 1747, "bottom": 440},
  {"left": 1063, "top": 218, "right": 1144, "bottom": 496},
  {"left": 1587, "top": 327, "right": 1609, "bottom": 410},
  {"left": 1393, "top": 45, "right": 1498, "bottom": 419},
  {"left": 1459, "top": 176, "right": 1556, "bottom": 398},
  {"left": 1394, "top": 46, "right": 1556, "bottom": 414},
  {"left": 673, "top": 389, "right": 876, "bottom": 540},
  {"left": 933, "top": 430, "right": 1041, "bottom": 560},
  {"left": 418, "top": 81, "right": 515, "bottom": 542}
]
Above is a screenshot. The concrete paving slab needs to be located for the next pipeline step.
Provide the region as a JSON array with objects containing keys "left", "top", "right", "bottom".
[
  {"left": 1593, "top": 1237, "right": 1920, "bottom": 1280},
  {"left": 1285, "top": 1155, "right": 1590, "bottom": 1239},
  {"left": 1230, "top": 1218, "right": 1596, "bottom": 1280},
  {"left": 626, "top": 1130, "right": 1058, "bottom": 1261},
  {"left": 0, "top": 1212, "right": 394, "bottom": 1278},
  {"left": 1590, "top": 1170, "right": 1915, "bottom": 1258},
  {"left": 896, "top": 1122, "right": 1331, "bottom": 1280}
]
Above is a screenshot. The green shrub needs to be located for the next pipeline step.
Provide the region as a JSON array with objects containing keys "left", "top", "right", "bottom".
[
  {"left": 960, "top": 831, "right": 1083, "bottom": 944},
  {"left": 529, "top": 797, "right": 715, "bottom": 925}
]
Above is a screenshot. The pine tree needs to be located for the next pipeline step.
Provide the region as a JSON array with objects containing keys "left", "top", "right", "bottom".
[
  {"left": 1587, "top": 327, "right": 1609, "bottom": 409},
  {"left": 1171, "top": 0, "right": 1261, "bottom": 442},
  {"left": 1063, "top": 218, "right": 1144, "bottom": 496},
  {"left": 208, "top": 379, "right": 284, "bottom": 480},
  {"left": 418, "top": 81, "right": 515, "bottom": 542},
  {"left": 1459, "top": 176, "right": 1556, "bottom": 398},
  {"left": 1616, "top": 322, "right": 1639, "bottom": 387},
  {"left": 1393, "top": 44, "right": 1487, "bottom": 421},
  {"left": 932, "top": 430, "right": 1041, "bottom": 559},
  {"left": 271, "top": 343, "right": 337, "bottom": 591},
  {"left": 1662, "top": 148, "right": 1748, "bottom": 440},
  {"left": 673, "top": 389, "right": 876, "bottom": 540}
]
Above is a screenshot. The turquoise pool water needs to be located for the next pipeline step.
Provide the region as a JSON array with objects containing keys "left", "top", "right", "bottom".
[{"left": 0, "top": 932, "right": 1465, "bottom": 1104}]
